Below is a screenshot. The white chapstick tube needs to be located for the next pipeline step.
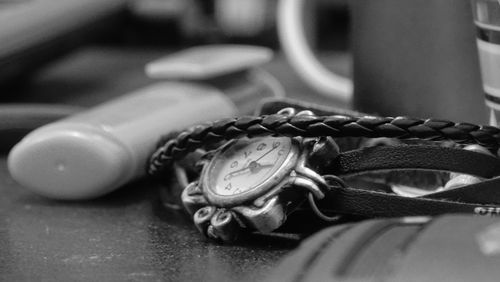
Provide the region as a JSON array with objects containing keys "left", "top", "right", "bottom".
[{"left": 8, "top": 82, "right": 237, "bottom": 200}]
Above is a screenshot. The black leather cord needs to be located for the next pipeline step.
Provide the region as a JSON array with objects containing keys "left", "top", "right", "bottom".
[
  {"left": 314, "top": 145, "right": 500, "bottom": 218},
  {"left": 148, "top": 114, "right": 500, "bottom": 176},
  {"left": 318, "top": 184, "right": 499, "bottom": 218},
  {"left": 149, "top": 113, "right": 500, "bottom": 222},
  {"left": 331, "top": 145, "right": 500, "bottom": 179}
]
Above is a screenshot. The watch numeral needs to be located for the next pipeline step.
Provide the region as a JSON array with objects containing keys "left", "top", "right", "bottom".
[
  {"left": 230, "top": 161, "right": 238, "bottom": 168},
  {"left": 244, "top": 150, "right": 252, "bottom": 158},
  {"left": 278, "top": 149, "right": 285, "bottom": 156},
  {"left": 225, "top": 183, "right": 232, "bottom": 191},
  {"left": 233, "top": 187, "right": 242, "bottom": 194},
  {"left": 257, "top": 143, "right": 267, "bottom": 151},
  {"left": 273, "top": 141, "right": 281, "bottom": 148}
]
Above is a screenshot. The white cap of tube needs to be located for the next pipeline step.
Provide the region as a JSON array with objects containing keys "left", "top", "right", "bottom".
[{"left": 8, "top": 124, "right": 133, "bottom": 199}]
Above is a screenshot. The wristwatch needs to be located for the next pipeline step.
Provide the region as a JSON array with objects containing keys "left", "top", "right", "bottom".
[
  {"left": 149, "top": 106, "right": 500, "bottom": 242},
  {"left": 180, "top": 110, "right": 340, "bottom": 241}
]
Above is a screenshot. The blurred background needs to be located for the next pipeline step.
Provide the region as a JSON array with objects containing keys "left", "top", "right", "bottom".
[
  {"left": 124, "top": 0, "right": 348, "bottom": 49},
  {"left": 1, "top": 0, "right": 486, "bottom": 123},
  {"left": 0, "top": 0, "right": 350, "bottom": 103},
  {"left": 0, "top": 1, "right": 494, "bottom": 281}
]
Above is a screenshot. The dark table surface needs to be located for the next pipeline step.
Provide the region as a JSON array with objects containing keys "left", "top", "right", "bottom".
[{"left": 0, "top": 45, "right": 350, "bottom": 281}]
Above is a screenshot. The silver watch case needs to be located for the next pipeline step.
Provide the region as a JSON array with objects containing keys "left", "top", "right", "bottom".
[{"left": 181, "top": 136, "right": 338, "bottom": 242}]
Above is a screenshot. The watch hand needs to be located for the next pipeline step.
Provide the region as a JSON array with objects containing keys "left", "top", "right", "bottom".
[
  {"left": 224, "top": 166, "right": 251, "bottom": 180},
  {"left": 224, "top": 145, "right": 278, "bottom": 180},
  {"left": 223, "top": 142, "right": 281, "bottom": 181},
  {"left": 224, "top": 162, "right": 274, "bottom": 180},
  {"left": 254, "top": 143, "right": 279, "bottom": 163},
  {"left": 248, "top": 163, "right": 274, "bottom": 174},
  {"left": 224, "top": 160, "right": 260, "bottom": 180}
]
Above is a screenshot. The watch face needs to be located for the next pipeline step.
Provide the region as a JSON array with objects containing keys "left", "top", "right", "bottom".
[{"left": 202, "top": 137, "right": 298, "bottom": 205}]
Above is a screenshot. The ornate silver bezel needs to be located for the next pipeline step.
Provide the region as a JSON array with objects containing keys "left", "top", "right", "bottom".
[
  {"left": 200, "top": 137, "right": 301, "bottom": 207},
  {"left": 180, "top": 131, "right": 339, "bottom": 241}
]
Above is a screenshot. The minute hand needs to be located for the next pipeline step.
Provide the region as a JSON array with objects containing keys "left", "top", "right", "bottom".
[
  {"left": 254, "top": 144, "right": 279, "bottom": 163},
  {"left": 225, "top": 163, "right": 274, "bottom": 179}
]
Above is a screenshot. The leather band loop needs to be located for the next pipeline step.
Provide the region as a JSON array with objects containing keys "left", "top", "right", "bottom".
[
  {"left": 318, "top": 185, "right": 494, "bottom": 218},
  {"left": 329, "top": 145, "right": 500, "bottom": 178},
  {"left": 318, "top": 145, "right": 500, "bottom": 217}
]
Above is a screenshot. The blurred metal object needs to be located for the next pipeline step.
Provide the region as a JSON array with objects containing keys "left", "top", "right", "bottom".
[
  {"left": 443, "top": 145, "right": 493, "bottom": 190},
  {"left": 444, "top": 174, "right": 482, "bottom": 190},
  {"left": 392, "top": 144, "right": 494, "bottom": 197}
]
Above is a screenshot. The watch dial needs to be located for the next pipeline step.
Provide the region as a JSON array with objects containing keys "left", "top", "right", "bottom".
[{"left": 208, "top": 137, "right": 293, "bottom": 196}]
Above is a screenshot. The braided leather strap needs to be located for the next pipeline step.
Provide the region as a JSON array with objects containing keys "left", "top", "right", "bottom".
[{"left": 148, "top": 114, "right": 500, "bottom": 176}]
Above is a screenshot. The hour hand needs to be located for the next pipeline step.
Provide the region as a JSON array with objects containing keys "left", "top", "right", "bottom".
[
  {"left": 224, "top": 161, "right": 273, "bottom": 180},
  {"left": 224, "top": 166, "right": 251, "bottom": 180}
]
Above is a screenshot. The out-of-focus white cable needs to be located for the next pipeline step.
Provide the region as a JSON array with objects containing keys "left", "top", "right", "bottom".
[
  {"left": 215, "top": 0, "right": 268, "bottom": 37},
  {"left": 277, "top": 0, "right": 352, "bottom": 102}
]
